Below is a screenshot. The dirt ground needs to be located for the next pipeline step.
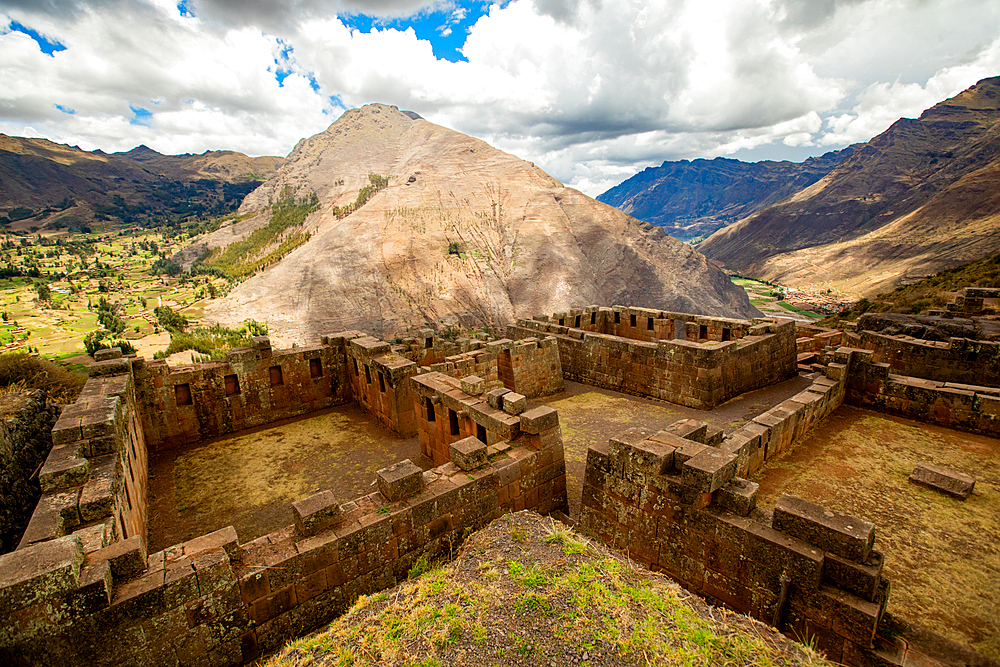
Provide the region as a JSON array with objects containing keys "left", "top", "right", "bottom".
[
  {"left": 752, "top": 405, "right": 1000, "bottom": 660},
  {"left": 537, "top": 375, "right": 814, "bottom": 518},
  {"left": 146, "top": 402, "right": 433, "bottom": 552}
]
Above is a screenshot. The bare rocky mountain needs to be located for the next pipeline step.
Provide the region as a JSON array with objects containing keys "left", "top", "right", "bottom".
[
  {"left": 596, "top": 148, "right": 853, "bottom": 242},
  {"left": 0, "top": 135, "right": 283, "bottom": 229},
  {"left": 698, "top": 76, "right": 1000, "bottom": 297},
  {"left": 204, "top": 104, "right": 758, "bottom": 342}
]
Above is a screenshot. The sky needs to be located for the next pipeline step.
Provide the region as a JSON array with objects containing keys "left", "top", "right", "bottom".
[{"left": 1, "top": 0, "right": 999, "bottom": 197}]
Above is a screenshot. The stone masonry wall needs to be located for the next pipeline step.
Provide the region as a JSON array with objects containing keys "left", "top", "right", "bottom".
[
  {"left": 858, "top": 330, "right": 1000, "bottom": 386},
  {"left": 137, "top": 336, "right": 351, "bottom": 452},
  {"left": 0, "top": 381, "right": 569, "bottom": 666},
  {"left": 846, "top": 356, "right": 1000, "bottom": 437},
  {"left": 509, "top": 316, "right": 797, "bottom": 410},
  {"left": 536, "top": 305, "right": 753, "bottom": 344},
  {"left": 580, "top": 413, "right": 891, "bottom": 665},
  {"left": 0, "top": 390, "right": 58, "bottom": 553},
  {"left": 336, "top": 332, "right": 420, "bottom": 437},
  {"left": 23, "top": 357, "right": 148, "bottom": 556}
]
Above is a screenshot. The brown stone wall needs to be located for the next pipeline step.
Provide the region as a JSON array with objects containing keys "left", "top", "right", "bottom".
[
  {"left": 509, "top": 316, "right": 796, "bottom": 409},
  {"left": 24, "top": 360, "right": 146, "bottom": 554},
  {"left": 0, "top": 389, "right": 568, "bottom": 666},
  {"left": 137, "top": 336, "right": 351, "bottom": 452},
  {"left": 340, "top": 333, "right": 419, "bottom": 437},
  {"left": 579, "top": 419, "right": 890, "bottom": 665},
  {"left": 846, "top": 357, "right": 1000, "bottom": 437},
  {"left": 858, "top": 330, "right": 1000, "bottom": 386}
]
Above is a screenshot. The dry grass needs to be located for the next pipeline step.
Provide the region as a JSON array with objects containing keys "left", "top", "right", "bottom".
[
  {"left": 0, "top": 351, "right": 86, "bottom": 404},
  {"left": 262, "top": 512, "right": 832, "bottom": 667}
]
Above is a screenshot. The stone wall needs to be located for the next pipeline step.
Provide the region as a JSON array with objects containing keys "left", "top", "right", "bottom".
[
  {"left": 509, "top": 315, "right": 796, "bottom": 409},
  {"left": 22, "top": 358, "right": 147, "bottom": 556},
  {"left": 0, "top": 395, "right": 569, "bottom": 666},
  {"left": 0, "top": 390, "right": 58, "bottom": 553},
  {"left": 536, "top": 305, "right": 753, "bottom": 344},
  {"left": 846, "top": 356, "right": 1000, "bottom": 437},
  {"left": 137, "top": 337, "right": 351, "bottom": 452},
  {"left": 336, "top": 332, "right": 420, "bottom": 437},
  {"left": 857, "top": 330, "right": 1000, "bottom": 386},
  {"left": 579, "top": 417, "right": 891, "bottom": 665}
]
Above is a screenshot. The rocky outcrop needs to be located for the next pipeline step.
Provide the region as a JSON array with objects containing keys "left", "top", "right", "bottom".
[{"left": 205, "top": 104, "right": 758, "bottom": 342}]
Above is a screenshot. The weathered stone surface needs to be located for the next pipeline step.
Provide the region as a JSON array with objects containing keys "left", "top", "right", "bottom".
[
  {"left": 519, "top": 406, "right": 558, "bottom": 434},
  {"left": 293, "top": 491, "right": 343, "bottom": 537},
  {"left": 608, "top": 429, "right": 674, "bottom": 476},
  {"left": 909, "top": 462, "right": 975, "bottom": 499},
  {"left": 38, "top": 443, "right": 89, "bottom": 493},
  {"left": 93, "top": 348, "right": 123, "bottom": 362},
  {"left": 0, "top": 535, "right": 84, "bottom": 612},
  {"left": 501, "top": 392, "right": 527, "bottom": 415},
  {"left": 682, "top": 448, "right": 737, "bottom": 493},
  {"left": 460, "top": 375, "right": 485, "bottom": 396},
  {"left": 450, "top": 437, "right": 488, "bottom": 471},
  {"left": 716, "top": 478, "right": 758, "bottom": 517},
  {"left": 376, "top": 459, "right": 425, "bottom": 502},
  {"left": 773, "top": 494, "right": 874, "bottom": 562}
]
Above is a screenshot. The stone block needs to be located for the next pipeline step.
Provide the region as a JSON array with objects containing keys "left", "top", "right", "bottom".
[
  {"left": 93, "top": 347, "right": 123, "bottom": 361},
  {"left": 682, "top": 449, "right": 737, "bottom": 493},
  {"left": 0, "top": 534, "right": 84, "bottom": 612},
  {"left": 486, "top": 388, "right": 509, "bottom": 410},
  {"left": 909, "top": 462, "right": 975, "bottom": 499},
  {"left": 823, "top": 551, "right": 883, "bottom": 603},
  {"left": 460, "top": 375, "right": 485, "bottom": 395},
  {"left": 450, "top": 437, "right": 488, "bottom": 471},
  {"left": 773, "top": 494, "right": 873, "bottom": 562},
  {"left": 79, "top": 454, "right": 117, "bottom": 521},
  {"left": 716, "top": 478, "right": 758, "bottom": 517},
  {"left": 608, "top": 430, "right": 675, "bottom": 477},
  {"left": 376, "top": 459, "right": 425, "bottom": 502},
  {"left": 502, "top": 392, "right": 527, "bottom": 415},
  {"left": 293, "top": 491, "right": 343, "bottom": 537},
  {"left": 90, "top": 535, "right": 147, "bottom": 579},
  {"left": 182, "top": 525, "right": 240, "bottom": 561},
  {"left": 519, "top": 406, "right": 558, "bottom": 434},
  {"left": 39, "top": 443, "right": 90, "bottom": 493}
]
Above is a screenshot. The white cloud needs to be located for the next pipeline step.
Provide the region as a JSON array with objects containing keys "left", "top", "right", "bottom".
[{"left": 1, "top": 0, "right": 998, "bottom": 196}]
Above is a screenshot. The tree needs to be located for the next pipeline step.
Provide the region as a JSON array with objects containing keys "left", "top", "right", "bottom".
[{"left": 34, "top": 281, "right": 51, "bottom": 303}]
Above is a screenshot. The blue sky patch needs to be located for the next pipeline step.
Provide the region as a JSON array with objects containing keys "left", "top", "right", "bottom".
[
  {"left": 54, "top": 104, "right": 75, "bottom": 114},
  {"left": 177, "top": 1, "right": 195, "bottom": 18},
  {"left": 340, "top": 1, "right": 492, "bottom": 63},
  {"left": 7, "top": 21, "right": 66, "bottom": 56},
  {"left": 129, "top": 106, "right": 153, "bottom": 127}
]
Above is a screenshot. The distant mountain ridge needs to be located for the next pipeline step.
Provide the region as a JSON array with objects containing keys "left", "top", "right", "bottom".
[
  {"left": 697, "top": 75, "right": 1000, "bottom": 297},
  {"left": 596, "top": 148, "right": 854, "bottom": 242},
  {"left": 0, "top": 135, "right": 284, "bottom": 229},
  {"left": 204, "top": 104, "right": 758, "bottom": 342}
]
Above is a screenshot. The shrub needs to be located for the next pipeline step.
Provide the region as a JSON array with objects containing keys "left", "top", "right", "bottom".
[{"left": 0, "top": 352, "right": 85, "bottom": 403}]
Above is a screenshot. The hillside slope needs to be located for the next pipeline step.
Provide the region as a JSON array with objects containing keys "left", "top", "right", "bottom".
[
  {"left": 204, "top": 104, "right": 757, "bottom": 341},
  {"left": 698, "top": 76, "right": 1000, "bottom": 297},
  {"left": 597, "top": 149, "right": 852, "bottom": 242}
]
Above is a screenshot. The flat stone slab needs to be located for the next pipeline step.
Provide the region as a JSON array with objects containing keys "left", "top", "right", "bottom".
[
  {"left": 292, "top": 491, "right": 342, "bottom": 537},
  {"left": 376, "top": 459, "right": 425, "bottom": 502},
  {"left": 773, "top": 494, "right": 874, "bottom": 562},
  {"left": 450, "top": 436, "right": 488, "bottom": 471},
  {"left": 909, "top": 462, "right": 975, "bottom": 500}
]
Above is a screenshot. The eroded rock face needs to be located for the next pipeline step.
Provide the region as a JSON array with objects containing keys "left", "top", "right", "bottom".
[
  {"left": 206, "top": 104, "right": 758, "bottom": 342},
  {"left": 857, "top": 312, "right": 1000, "bottom": 342}
]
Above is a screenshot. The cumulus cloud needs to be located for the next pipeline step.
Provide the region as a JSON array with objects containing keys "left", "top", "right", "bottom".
[{"left": 1, "top": 0, "right": 998, "bottom": 196}]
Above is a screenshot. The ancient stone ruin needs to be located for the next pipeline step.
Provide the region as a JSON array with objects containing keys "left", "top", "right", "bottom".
[{"left": 0, "top": 305, "right": 996, "bottom": 666}]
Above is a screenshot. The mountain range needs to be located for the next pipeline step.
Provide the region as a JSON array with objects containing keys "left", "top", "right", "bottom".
[
  {"left": 596, "top": 148, "right": 854, "bottom": 243},
  {"left": 0, "top": 136, "right": 283, "bottom": 230}
]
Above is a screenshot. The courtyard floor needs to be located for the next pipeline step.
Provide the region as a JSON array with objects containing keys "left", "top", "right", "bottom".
[
  {"left": 752, "top": 404, "right": 1000, "bottom": 660},
  {"left": 146, "top": 402, "right": 432, "bottom": 552}
]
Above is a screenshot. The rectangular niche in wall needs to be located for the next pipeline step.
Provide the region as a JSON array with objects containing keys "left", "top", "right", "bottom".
[
  {"left": 174, "top": 383, "right": 193, "bottom": 406},
  {"left": 378, "top": 371, "right": 386, "bottom": 392},
  {"left": 269, "top": 365, "right": 284, "bottom": 386},
  {"left": 224, "top": 374, "right": 240, "bottom": 396},
  {"left": 426, "top": 397, "right": 436, "bottom": 422},
  {"left": 310, "top": 358, "right": 323, "bottom": 378}
]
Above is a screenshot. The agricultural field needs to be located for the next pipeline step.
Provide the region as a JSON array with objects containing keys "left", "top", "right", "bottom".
[
  {"left": 0, "top": 228, "right": 230, "bottom": 364},
  {"left": 730, "top": 276, "right": 824, "bottom": 321}
]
